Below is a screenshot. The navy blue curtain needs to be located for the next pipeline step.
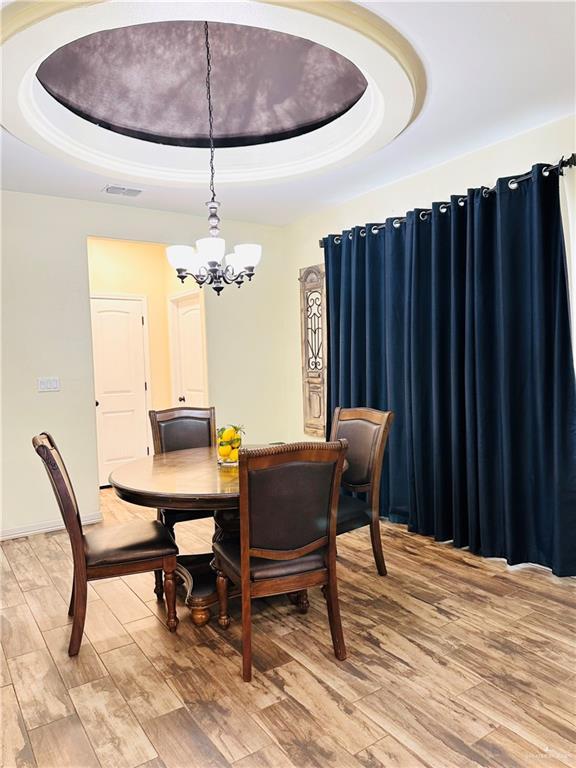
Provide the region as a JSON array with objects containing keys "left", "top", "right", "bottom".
[{"left": 324, "top": 165, "right": 576, "bottom": 576}]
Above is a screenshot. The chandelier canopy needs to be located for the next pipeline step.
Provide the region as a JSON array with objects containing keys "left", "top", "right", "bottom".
[{"left": 166, "top": 22, "right": 261, "bottom": 295}]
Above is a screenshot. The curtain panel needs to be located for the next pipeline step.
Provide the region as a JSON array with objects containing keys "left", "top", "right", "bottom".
[
  {"left": 324, "top": 165, "right": 576, "bottom": 576},
  {"left": 560, "top": 164, "right": 576, "bottom": 373}
]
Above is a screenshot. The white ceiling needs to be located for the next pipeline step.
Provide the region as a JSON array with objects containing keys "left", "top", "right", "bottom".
[{"left": 1, "top": 1, "right": 574, "bottom": 226}]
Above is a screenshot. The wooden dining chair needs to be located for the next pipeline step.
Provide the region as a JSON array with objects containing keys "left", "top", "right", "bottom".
[
  {"left": 330, "top": 407, "right": 394, "bottom": 575},
  {"left": 149, "top": 406, "right": 216, "bottom": 599},
  {"left": 214, "top": 440, "right": 348, "bottom": 682},
  {"left": 33, "top": 433, "right": 179, "bottom": 656}
]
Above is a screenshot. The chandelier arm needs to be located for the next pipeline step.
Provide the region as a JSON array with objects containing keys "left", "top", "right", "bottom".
[
  {"left": 222, "top": 264, "right": 242, "bottom": 283},
  {"left": 187, "top": 267, "right": 212, "bottom": 287},
  {"left": 221, "top": 272, "right": 239, "bottom": 285}
]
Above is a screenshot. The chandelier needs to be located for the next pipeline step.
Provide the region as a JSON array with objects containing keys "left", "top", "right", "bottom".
[{"left": 166, "top": 22, "right": 262, "bottom": 295}]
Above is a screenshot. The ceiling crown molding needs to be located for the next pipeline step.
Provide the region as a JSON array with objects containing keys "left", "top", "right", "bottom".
[{"left": 1, "top": 0, "right": 101, "bottom": 42}]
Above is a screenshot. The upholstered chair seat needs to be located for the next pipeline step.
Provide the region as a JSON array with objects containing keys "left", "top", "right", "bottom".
[
  {"left": 84, "top": 520, "right": 178, "bottom": 568},
  {"left": 336, "top": 493, "right": 372, "bottom": 534},
  {"left": 213, "top": 540, "right": 325, "bottom": 581}
]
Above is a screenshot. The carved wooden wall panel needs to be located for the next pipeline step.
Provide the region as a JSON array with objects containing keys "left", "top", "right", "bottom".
[{"left": 299, "top": 264, "right": 327, "bottom": 437}]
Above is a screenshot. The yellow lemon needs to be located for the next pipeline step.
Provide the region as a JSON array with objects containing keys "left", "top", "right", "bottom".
[
  {"left": 231, "top": 435, "right": 241, "bottom": 448},
  {"left": 229, "top": 448, "right": 239, "bottom": 462},
  {"left": 221, "top": 427, "right": 236, "bottom": 442},
  {"left": 218, "top": 443, "right": 231, "bottom": 458}
]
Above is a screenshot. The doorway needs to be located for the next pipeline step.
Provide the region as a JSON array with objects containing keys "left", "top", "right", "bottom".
[{"left": 87, "top": 237, "right": 209, "bottom": 489}]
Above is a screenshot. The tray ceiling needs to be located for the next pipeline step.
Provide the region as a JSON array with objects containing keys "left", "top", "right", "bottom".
[{"left": 2, "top": 1, "right": 420, "bottom": 185}]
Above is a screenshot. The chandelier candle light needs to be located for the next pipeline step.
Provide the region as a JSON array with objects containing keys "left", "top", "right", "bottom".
[{"left": 166, "top": 22, "right": 262, "bottom": 295}]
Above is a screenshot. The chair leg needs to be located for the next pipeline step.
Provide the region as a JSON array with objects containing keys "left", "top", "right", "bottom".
[
  {"left": 288, "top": 590, "right": 309, "bottom": 614},
  {"left": 216, "top": 570, "right": 230, "bottom": 629},
  {"left": 325, "top": 574, "right": 347, "bottom": 661},
  {"left": 163, "top": 562, "right": 179, "bottom": 633},
  {"left": 369, "top": 517, "right": 387, "bottom": 576},
  {"left": 154, "top": 570, "right": 164, "bottom": 600},
  {"left": 154, "top": 511, "right": 172, "bottom": 599},
  {"left": 68, "top": 578, "right": 87, "bottom": 656},
  {"left": 68, "top": 578, "right": 75, "bottom": 617},
  {"left": 241, "top": 588, "right": 252, "bottom": 682}
]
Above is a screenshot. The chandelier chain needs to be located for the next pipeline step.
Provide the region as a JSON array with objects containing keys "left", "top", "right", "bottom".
[
  {"left": 167, "top": 20, "right": 260, "bottom": 294},
  {"left": 204, "top": 21, "right": 216, "bottom": 203}
]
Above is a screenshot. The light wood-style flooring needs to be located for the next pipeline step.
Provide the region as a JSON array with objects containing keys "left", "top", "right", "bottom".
[{"left": 1, "top": 489, "right": 575, "bottom": 768}]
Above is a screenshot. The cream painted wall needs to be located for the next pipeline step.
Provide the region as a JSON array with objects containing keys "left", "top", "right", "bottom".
[
  {"left": 284, "top": 116, "right": 576, "bottom": 439},
  {"left": 1, "top": 193, "right": 291, "bottom": 536},
  {"left": 88, "top": 237, "right": 183, "bottom": 411}
]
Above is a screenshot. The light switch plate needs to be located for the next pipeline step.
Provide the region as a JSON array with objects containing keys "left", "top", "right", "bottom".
[{"left": 37, "top": 376, "right": 61, "bottom": 392}]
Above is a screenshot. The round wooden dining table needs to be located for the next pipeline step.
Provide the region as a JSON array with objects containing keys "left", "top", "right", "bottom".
[{"left": 109, "top": 445, "right": 242, "bottom": 626}]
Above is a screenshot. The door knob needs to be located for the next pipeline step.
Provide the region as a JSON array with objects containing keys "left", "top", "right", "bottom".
[
  {"left": 95, "top": 400, "right": 99, "bottom": 407},
  {"left": 178, "top": 396, "right": 186, "bottom": 402}
]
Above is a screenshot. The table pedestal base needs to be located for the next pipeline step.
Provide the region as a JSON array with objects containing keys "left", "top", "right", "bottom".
[{"left": 175, "top": 553, "right": 239, "bottom": 626}]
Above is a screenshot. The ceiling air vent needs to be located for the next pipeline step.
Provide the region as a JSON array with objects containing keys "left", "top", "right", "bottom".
[{"left": 103, "top": 184, "right": 142, "bottom": 197}]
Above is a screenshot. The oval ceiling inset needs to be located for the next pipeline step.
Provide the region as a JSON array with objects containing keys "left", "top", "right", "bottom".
[
  {"left": 1, "top": 1, "right": 426, "bottom": 186},
  {"left": 36, "top": 21, "right": 368, "bottom": 148}
]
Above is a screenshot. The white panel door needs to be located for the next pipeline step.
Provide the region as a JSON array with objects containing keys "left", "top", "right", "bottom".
[
  {"left": 91, "top": 297, "right": 149, "bottom": 486},
  {"left": 171, "top": 293, "right": 208, "bottom": 407}
]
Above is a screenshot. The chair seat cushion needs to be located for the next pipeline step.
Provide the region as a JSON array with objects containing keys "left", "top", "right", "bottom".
[
  {"left": 337, "top": 493, "right": 372, "bottom": 534},
  {"left": 84, "top": 520, "right": 178, "bottom": 567},
  {"left": 213, "top": 540, "right": 324, "bottom": 581}
]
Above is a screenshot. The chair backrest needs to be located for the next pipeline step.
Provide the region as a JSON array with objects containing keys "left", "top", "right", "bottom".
[
  {"left": 238, "top": 441, "right": 347, "bottom": 566},
  {"left": 329, "top": 407, "right": 394, "bottom": 496},
  {"left": 149, "top": 407, "right": 216, "bottom": 454},
  {"left": 32, "top": 433, "right": 85, "bottom": 568}
]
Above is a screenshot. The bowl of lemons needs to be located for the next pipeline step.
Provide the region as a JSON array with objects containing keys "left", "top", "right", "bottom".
[{"left": 217, "top": 424, "right": 244, "bottom": 466}]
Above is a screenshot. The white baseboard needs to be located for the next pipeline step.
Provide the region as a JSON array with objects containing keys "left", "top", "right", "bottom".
[{"left": 0, "top": 512, "right": 102, "bottom": 541}]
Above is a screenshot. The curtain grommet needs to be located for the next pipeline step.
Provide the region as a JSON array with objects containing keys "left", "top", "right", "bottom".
[
  {"left": 371, "top": 225, "right": 381, "bottom": 235},
  {"left": 458, "top": 197, "right": 466, "bottom": 207},
  {"left": 508, "top": 179, "right": 519, "bottom": 190},
  {"left": 360, "top": 228, "right": 366, "bottom": 237},
  {"left": 334, "top": 236, "right": 341, "bottom": 245}
]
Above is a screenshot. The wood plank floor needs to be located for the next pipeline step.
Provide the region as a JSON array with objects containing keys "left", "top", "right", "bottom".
[{"left": 1, "top": 489, "right": 575, "bottom": 768}]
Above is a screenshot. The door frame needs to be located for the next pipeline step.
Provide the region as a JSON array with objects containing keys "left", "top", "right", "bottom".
[
  {"left": 168, "top": 289, "right": 209, "bottom": 407},
  {"left": 90, "top": 293, "right": 153, "bottom": 480}
]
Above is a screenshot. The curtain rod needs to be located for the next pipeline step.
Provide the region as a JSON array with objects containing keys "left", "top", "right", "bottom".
[{"left": 318, "top": 153, "right": 576, "bottom": 248}]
